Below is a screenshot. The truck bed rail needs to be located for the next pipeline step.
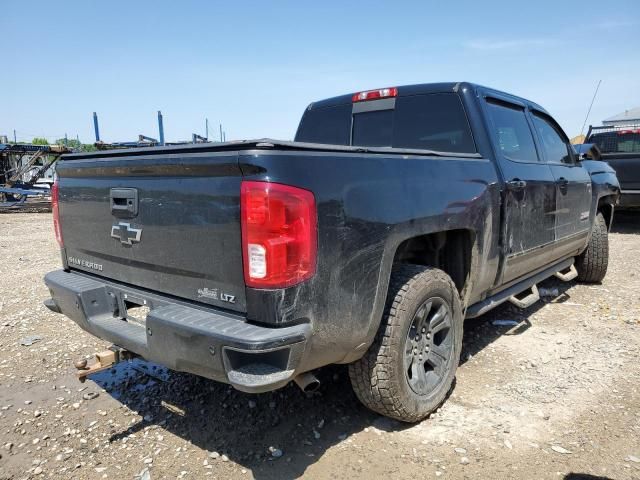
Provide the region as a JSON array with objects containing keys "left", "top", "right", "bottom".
[{"left": 63, "top": 138, "right": 484, "bottom": 161}]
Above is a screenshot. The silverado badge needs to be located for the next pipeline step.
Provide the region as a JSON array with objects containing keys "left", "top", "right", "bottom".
[{"left": 197, "top": 287, "right": 236, "bottom": 303}]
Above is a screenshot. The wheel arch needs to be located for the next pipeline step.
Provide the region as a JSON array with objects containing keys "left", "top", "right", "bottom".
[
  {"left": 390, "top": 228, "right": 478, "bottom": 304},
  {"left": 597, "top": 195, "right": 616, "bottom": 230}
]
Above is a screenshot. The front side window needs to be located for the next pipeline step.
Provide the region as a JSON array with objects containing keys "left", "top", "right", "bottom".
[
  {"left": 486, "top": 100, "right": 539, "bottom": 163},
  {"left": 532, "top": 113, "right": 573, "bottom": 164}
]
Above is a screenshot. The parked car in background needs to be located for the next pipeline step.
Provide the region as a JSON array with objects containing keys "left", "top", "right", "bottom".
[
  {"left": 586, "top": 125, "right": 640, "bottom": 209},
  {"left": 45, "top": 82, "right": 619, "bottom": 422}
]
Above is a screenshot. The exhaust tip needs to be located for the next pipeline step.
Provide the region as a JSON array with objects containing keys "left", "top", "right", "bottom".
[
  {"left": 294, "top": 372, "right": 320, "bottom": 393},
  {"left": 44, "top": 298, "right": 61, "bottom": 314},
  {"left": 303, "top": 379, "right": 320, "bottom": 393}
]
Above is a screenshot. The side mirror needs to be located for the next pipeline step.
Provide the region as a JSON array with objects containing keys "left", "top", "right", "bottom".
[{"left": 572, "top": 143, "right": 602, "bottom": 161}]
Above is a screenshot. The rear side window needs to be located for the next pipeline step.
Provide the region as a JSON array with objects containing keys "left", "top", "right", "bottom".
[
  {"left": 590, "top": 131, "right": 640, "bottom": 154},
  {"left": 295, "top": 104, "right": 352, "bottom": 146},
  {"left": 486, "top": 100, "right": 539, "bottom": 163}
]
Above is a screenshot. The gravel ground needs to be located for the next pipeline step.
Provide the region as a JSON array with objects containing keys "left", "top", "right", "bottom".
[{"left": 1, "top": 212, "right": 639, "bottom": 480}]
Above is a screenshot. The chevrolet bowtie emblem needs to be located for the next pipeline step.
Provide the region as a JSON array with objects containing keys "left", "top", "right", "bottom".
[{"left": 111, "top": 222, "right": 142, "bottom": 246}]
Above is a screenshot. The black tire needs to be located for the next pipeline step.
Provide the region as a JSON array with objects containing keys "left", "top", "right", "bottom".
[
  {"left": 348, "top": 265, "right": 463, "bottom": 422},
  {"left": 575, "top": 212, "right": 609, "bottom": 283}
]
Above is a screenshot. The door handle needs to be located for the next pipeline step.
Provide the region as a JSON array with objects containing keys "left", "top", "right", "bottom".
[
  {"left": 506, "top": 179, "right": 527, "bottom": 190},
  {"left": 556, "top": 177, "right": 569, "bottom": 193},
  {"left": 110, "top": 188, "right": 138, "bottom": 218}
]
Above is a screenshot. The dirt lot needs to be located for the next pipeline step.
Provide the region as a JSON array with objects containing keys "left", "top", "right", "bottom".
[{"left": 1, "top": 212, "right": 639, "bottom": 480}]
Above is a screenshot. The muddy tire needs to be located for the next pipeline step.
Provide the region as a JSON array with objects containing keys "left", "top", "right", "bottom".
[
  {"left": 348, "top": 265, "right": 463, "bottom": 423},
  {"left": 575, "top": 212, "right": 609, "bottom": 283}
]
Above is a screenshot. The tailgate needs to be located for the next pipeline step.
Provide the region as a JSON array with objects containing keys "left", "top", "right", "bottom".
[
  {"left": 605, "top": 156, "right": 640, "bottom": 190},
  {"left": 56, "top": 151, "right": 246, "bottom": 312}
]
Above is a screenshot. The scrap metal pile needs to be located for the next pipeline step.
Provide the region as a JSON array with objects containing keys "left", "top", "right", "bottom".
[{"left": 0, "top": 143, "right": 70, "bottom": 209}]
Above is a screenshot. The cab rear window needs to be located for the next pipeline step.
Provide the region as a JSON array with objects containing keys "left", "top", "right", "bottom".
[
  {"left": 295, "top": 93, "right": 476, "bottom": 154},
  {"left": 589, "top": 131, "right": 640, "bottom": 154},
  {"left": 352, "top": 110, "right": 393, "bottom": 147},
  {"left": 390, "top": 94, "right": 476, "bottom": 153},
  {"left": 294, "top": 104, "right": 352, "bottom": 146}
]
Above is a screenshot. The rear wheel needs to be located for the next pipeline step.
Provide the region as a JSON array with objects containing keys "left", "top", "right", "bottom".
[
  {"left": 575, "top": 212, "right": 609, "bottom": 283},
  {"left": 348, "top": 265, "right": 463, "bottom": 422}
]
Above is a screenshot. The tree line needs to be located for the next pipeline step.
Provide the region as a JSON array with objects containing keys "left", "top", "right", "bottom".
[{"left": 31, "top": 137, "right": 96, "bottom": 152}]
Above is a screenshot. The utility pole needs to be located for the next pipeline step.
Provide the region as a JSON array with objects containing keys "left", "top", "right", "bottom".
[
  {"left": 64, "top": 133, "right": 68, "bottom": 147},
  {"left": 13, "top": 129, "right": 16, "bottom": 143},
  {"left": 205, "top": 118, "right": 209, "bottom": 140},
  {"left": 219, "top": 124, "right": 223, "bottom": 142}
]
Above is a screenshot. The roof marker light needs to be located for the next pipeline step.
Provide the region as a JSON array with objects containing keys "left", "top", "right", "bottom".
[{"left": 352, "top": 87, "right": 398, "bottom": 103}]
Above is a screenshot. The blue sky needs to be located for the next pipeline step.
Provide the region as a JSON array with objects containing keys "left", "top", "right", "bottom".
[{"left": 2, "top": 0, "right": 639, "bottom": 144}]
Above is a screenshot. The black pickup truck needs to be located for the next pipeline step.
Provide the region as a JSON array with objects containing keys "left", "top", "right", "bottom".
[
  {"left": 586, "top": 125, "right": 640, "bottom": 209},
  {"left": 44, "top": 82, "right": 619, "bottom": 422}
]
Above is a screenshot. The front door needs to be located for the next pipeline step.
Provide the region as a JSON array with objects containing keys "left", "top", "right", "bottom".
[
  {"left": 530, "top": 111, "right": 592, "bottom": 257},
  {"left": 483, "top": 96, "right": 557, "bottom": 285}
]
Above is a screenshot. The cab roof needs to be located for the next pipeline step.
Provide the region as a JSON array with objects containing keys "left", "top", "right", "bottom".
[{"left": 308, "top": 81, "right": 549, "bottom": 116}]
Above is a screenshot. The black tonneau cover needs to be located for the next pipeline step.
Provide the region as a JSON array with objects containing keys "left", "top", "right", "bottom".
[{"left": 63, "top": 138, "right": 483, "bottom": 161}]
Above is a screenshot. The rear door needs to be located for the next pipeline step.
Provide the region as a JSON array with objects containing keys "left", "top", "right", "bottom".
[
  {"left": 56, "top": 150, "right": 247, "bottom": 312},
  {"left": 530, "top": 111, "right": 592, "bottom": 257},
  {"left": 483, "top": 96, "right": 557, "bottom": 284}
]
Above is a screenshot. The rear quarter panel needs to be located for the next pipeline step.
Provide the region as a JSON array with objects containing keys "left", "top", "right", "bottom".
[{"left": 240, "top": 151, "right": 500, "bottom": 368}]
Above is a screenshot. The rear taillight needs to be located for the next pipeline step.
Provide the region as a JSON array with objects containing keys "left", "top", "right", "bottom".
[
  {"left": 352, "top": 87, "right": 398, "bottom": 103},
  {"left": 241, "top": 181, "right": 317, "bottom": 288},
  {"left": 51, "top": 180, "right": 63, "bottom": 247}
]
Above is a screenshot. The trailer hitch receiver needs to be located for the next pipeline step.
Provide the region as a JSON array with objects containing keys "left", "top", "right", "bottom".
[{"left": 74, "top": 346, "right": 136, "bottom": 383}]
